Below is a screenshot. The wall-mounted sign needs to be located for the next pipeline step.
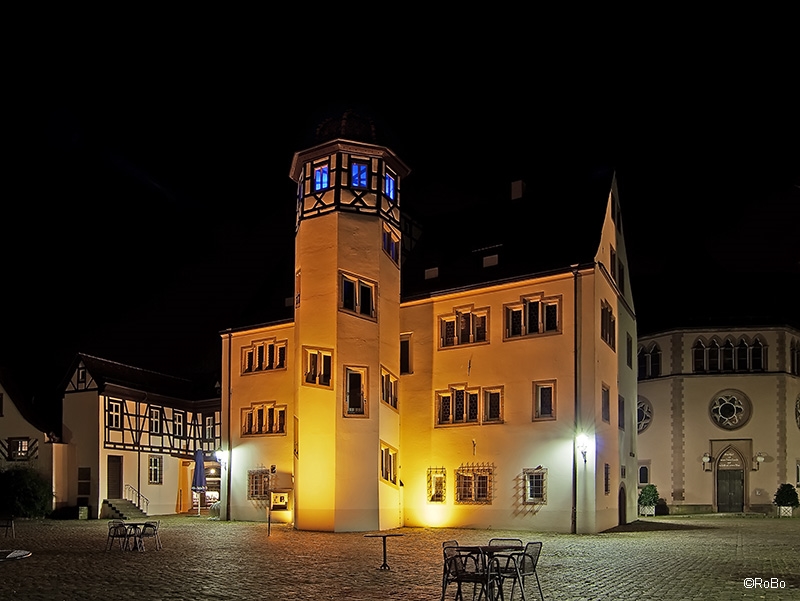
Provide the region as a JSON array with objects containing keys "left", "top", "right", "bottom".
[{"left": 271, "top": 492, "right": 289, "bottom": 511}]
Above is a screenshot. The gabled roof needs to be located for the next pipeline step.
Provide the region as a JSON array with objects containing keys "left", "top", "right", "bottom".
[
  {"left": 63, "top": 353, "right": 219, "bottom": 407},
  {"left": 0, "top": 364, "right": 55, "bottom": 434},
  {"left": 401, "top": 169, "right": 616, "bottom": 299}
]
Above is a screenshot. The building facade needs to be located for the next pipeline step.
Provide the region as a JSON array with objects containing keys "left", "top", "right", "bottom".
[
  {"left": 637, "top": 326, "right": 800, "bottom": 515},
  {"left": 218, "top": 134, "right": 638, "bottom": 533}
]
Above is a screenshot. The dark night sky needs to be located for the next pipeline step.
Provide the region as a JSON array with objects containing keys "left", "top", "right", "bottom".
[{"left": 4, "top": 48, "right": 799, "bottom": 403}]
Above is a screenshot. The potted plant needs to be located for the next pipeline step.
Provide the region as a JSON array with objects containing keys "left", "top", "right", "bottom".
[
  {"left": 773, "top": 483, "right": 799, "bottom": 517},
  {"left": 638, "top": 484, "right": 659, "bottom": 516}
]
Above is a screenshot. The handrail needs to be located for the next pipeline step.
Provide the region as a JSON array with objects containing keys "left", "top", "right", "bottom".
[{"left": 124, "top": 484, "right": 150, "bottom": 515}]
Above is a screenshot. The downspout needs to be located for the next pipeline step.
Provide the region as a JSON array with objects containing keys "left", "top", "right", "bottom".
[
  {"left": 571, "top": 267, "right": 579, "bottom": 534},
  {"left": 138, "top": 393, "right": 147, "bottom": 510},
  {"left": 225, "top": 330, "right": 232, "bottom": 522}
]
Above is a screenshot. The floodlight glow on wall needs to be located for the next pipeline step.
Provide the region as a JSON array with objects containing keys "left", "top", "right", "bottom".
[
  {"left": 215, "top": 449, "right": 229, "bottom": 469},
  {"left": 576, "top": 434, "right": 589, "bottom": 463}
]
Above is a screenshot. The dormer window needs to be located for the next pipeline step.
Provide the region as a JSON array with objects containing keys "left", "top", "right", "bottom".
[
  {"left": 384, "top": 172, "right": 396, "bottom": 200},
  {"left": 351, "top": 160, "right": 368, "bottom": 188},
  {"left": 313, "top": 163, "right": 330, "bottom": 191}
]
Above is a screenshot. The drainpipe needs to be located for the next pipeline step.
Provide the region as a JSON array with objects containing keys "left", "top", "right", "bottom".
[
  {"left": 571, "top": 267, "right": 579, "bottom": 534},
  {"left": 225, "top": 330, "right": 232, "bottom": 522}
]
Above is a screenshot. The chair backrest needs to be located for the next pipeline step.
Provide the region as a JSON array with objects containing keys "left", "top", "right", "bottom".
[
  {"left": 442, "top": 539, "right": 459, "bottom": 548},
  {"left": 488, "top": 537, "right": 523, "bottom": 547},
  {"left": 517, "top": 541, "right": 542, "bottom": 575}
]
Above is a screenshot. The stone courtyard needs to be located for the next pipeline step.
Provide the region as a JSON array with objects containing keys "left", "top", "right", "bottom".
[{"left": 2, "top": 514, "right": 798, "bottom": 600}]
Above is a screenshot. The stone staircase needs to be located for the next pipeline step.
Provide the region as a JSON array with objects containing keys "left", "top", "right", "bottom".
[{"left": 101, "top": 499, "right": 148, "bottom": 520}]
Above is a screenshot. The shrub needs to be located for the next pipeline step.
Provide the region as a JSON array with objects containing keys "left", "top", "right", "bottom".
[
  {"left": 773, "top": 483, "right": 800, "bottom": 508},
  {"left": 0, "top": 466, "right": 53, "bottom": 518},
  {"left": 638, "top": 484, "right": 659, "bottom": 507}
]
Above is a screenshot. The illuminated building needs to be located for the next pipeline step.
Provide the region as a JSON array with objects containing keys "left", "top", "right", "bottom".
[
  {"left": 637, "top": 326, "right": 800, "bottom": 515},
  {"left": 218, "top": 123, "right": 638, "bottom": 533}
]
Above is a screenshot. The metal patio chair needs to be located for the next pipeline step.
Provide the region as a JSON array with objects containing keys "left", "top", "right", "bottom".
[
  {"left": 442, "top": 545, "right": 502, "bottom": 601},
  {"left": 0, "top": 515, "right": 15, "bottom": 539},
  {"left": 140, "top": 521, "right": 162, "bottom": 550},
  {"left": 106, "top": 520, "right": 128, "bottom": 550},
  {"left": 497, "top": 541, "right": 544, "bottom": 601}
]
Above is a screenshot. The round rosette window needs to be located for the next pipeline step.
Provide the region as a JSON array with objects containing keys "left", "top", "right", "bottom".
[
  {"left": 709, "top": 390, "right": 752, "bottom": 430},
  {"left": 637, "top": 396, "right": 653, "bottom": 434}
]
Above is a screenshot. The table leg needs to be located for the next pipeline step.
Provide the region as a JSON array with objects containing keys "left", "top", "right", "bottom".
[{"left": 379, "top": 536, "right": 390, "bottom": 570}]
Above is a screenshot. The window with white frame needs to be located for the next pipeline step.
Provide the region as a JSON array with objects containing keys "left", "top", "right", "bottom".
[
  {"left": 174, "top": 411, "right": 185, "bottom": 438},
  {"left": 439, "top": 307, "right": 488, "bottom": 348},
  {"left": 533, "top": 381, "right": 556, "bottom": 420},
  {"left": 8, "top": 438, "right": 30, "bottom": 461},
  {"left": 241, "top": 402, "right": 287, "bottom": 436},
  {"left": 693, "top": 337, "right": 766, "bottom": 373},
  {"left": 345, "top": 367, "right": 367, "bottom": 416},
  {"left": 601, "top": 301, "right": 616, "bottom": 349},
  {"left": 108, "top": 399, "right": 122, "bottom": 429},
  {"left": 313, "top": 162, "right": 330, "bottom": 191},
  {"left": 351, "top": 159, "right": 368, "bottom": 188},
  {"left": 149, "top": 407, "right": 161, "bottom": 434},
  {"left": 205, "top": 416, "right": 215, "bottom": 440},
  {"left": 380, "top": 442, "right": 398, "bottom": 485},
  {"left": 638, "top": 462, "right": 650, "bottom": 487},
  {"left": 427, "top": 467, "right": 446, "bottom": 503},
  {"left": 242, "top": 338, "right": 287, "bottom": 374},
  {"left": 247, "top": 469, "right": 271, "bottom": 500},
  {"left": 455, "top": 464, "right": 493, "bottom": 504},
  {"left": 437, "top": 386, "right": 479, "bottom": 425},
  {"left": 381, "top": 367, "right": 398, "bottom": 409},
  {"left": 523, "top": 467, "right": 547, "bottom": 504},
  {"left": 340, "top": 272, "right": 376, "bottom": 319},
  {"left": 384, "top": 171, "right": 396, "bottom": 200},
  {"left": 148, "top": 455, "right": 163, "bottom": 485},
  {"left": 602, "top": 386, "right": 610, "bottom": 423},
  {"left": 304, "top": 347, "right": 332, "bottom": 388},
  {"left": 504, "top": 294, "right": 560, "bottom": 338}
]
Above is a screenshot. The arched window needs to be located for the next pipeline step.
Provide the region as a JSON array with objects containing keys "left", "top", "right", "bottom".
[
  {"left": 751, "top": 338, "right": 765, "bottom": 371},
  {"left": 708, "top": 340, "right": 720, "bottom": 372},
  {"left": 649, "top": 344, "right": 662, "bottom": 377},
  {"left": 736, "top": 339, "right": 749, "bottom": 371},
  {"left": 638, "top": 347, "right": 647, "bottom": 380},
  {"left": 722, "top": 340, "right": 735, "bottom": 371},
  {"left": 791, "top": 340, "right": 799, "bottom": 376},
  {"left": 693, "top": 340, "right": 706, "bottom": 372}
]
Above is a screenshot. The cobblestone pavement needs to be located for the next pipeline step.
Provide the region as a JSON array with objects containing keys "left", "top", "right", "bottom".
[{"left": 1, "top": 514, "right": 798, "bottom": 600}]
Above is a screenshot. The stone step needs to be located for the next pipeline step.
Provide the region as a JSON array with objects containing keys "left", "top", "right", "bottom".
[{"left": 102, "top": 499, "right": 149, "bottom": 520}]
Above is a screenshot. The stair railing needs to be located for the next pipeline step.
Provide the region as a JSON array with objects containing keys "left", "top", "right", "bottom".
[{"left": 124, "top": 484, "right": 150, "bottom": 515}]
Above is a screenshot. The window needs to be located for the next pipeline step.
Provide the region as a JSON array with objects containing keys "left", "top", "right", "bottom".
[
  {"left": 382, "top": 225, "right": 400, "bottom": 264},
  {"left": 400, "top": 334, "right": 412, "bottom": 374},
  {"left": 604, "top": 463, "right": 611, "bottom": 495},
  {"left": 533, "top": 382, "right": 556, "bottom": 420},
  {"left": 242, "top": 338, "right": 287, "bottom": 374},
  {"left": 437, "top": 386, "right": 479, "bottom": 425},
  {"left": 602, "top": 386, "right": 610, "bottom": 423},
  {"left": 381, "top": 367, "right": 398, "bottom": 409},
  {"left": 345, "top": 367, "right": 367, "bottom": 416},
  {"left": 384, "top": 172, "right": 396, "bottom": 200},
  {"left": 610, "top": 246, "right": 617, "bottom": 281},
  {"left": 174, "top": 412, "right": 185, "bottom": 438},
  {"left": 455, "top": 464, "right": 493, "bottom": 504},
  {"left": 792, "top": 340, "right": 800, "bottom": 376},
  {"left": 242, "top": 402, "right": 287, "bottom": 436},
  {"left": 618, "top": 396, "right": 625, "bottom": 430},
  {"left": 483, "top": 388, "right": 503, "bottom": 423},
  {"left": 751, "top": 339, "right": 764, "bottom": 371},
  {"left": 693, "top": 340, "right": 706, "bottom": 372},
  {"left": 295, "top": 270, "right": 301, "bottom": 308},
  {"left": 638, "top": 462, "right": 650, "bottom": 486},
  {"left": 638, "top": 343, "right": 662, "bottom": 379},
  {"left": 108, "top": 400, "right": 122, "bottom": 429},
  {"left": 427, "top": 468, "right": 446, "bottom": 503},
  {"left": 351, "top": 160, "right": 368, "bottom": 188},
  {"left": 626, "top": 334, "right": 633, "bottom": 368},
  {"left": 439, "top": 307, "right": 488, "bottom": 348},
  {"left": 8, "top": 438, "right": 30, "bottom": 461},
  {"left": 247, "top": 469, "right": 271, "bottom": 500},
  {"left": 341, "top": 273, "right": 376, "bottom": 319},
  {"left": 722, "top": 340, "right": 735, "bottom": 371},
  {"left": 148, "top": 455, "right": 163, "bottom": 485},
  {"left": 205, "top": 416, "right": 215, "bottom": 440},
  {"left": 313, "top": 163, "right": 329, "bottom": 191},
  {"left": 304, "top": 348, "right": 332, "bottom": 387},
  {"left": 149, "top": 408, "right": 161, "bottom": 434},
  {"left": 77, "top": 367, "right": 86, "bottom": 384},
  {"left": 601, "top": 301, "right": 616, "bottom": 349},
  {"left": 523, "top": 467, "right": 547, "bottom": 504},
  {"left": 380, "top": 442, "right": 397, "bottom": 485},
  {"left": 504, "top": 295, "right": 560, "bottom": 338}
]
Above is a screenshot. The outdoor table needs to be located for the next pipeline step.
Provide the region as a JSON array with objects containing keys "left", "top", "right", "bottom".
[
  {"left": 457, "top": 545, "right": 523, "bottom": 601},
  {"left": 0, "top": 549, "right": 32, "bottom": 561},
  {"left": 363, "top": 532, "right": 404, "bottom": 570},
  {"left": 122, "top": 523, "right": 147, "bottom": 551}
]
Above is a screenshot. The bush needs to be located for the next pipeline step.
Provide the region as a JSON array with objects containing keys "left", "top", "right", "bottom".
[
  {"left": 773, "top": 483, "right": 800, "bottom": 508},
  {"left": 0, "top": 466, "right": 53, "bottom": 518},
  {"left": 638, "top": 484, "right": 659, "bottom": 506}
]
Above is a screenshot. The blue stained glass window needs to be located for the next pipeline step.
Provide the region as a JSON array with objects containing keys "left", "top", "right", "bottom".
[
  {"left": 385, "top": 173, "right": 396, "bottom": 199},
  {"left": 351, "top": 162, "right": 368, "bottom": 188},
  {"left": 314, "top": 165, "right": 329, "bottom": 191}
]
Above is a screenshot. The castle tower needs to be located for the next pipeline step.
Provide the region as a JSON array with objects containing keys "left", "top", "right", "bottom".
[{"left": 289, "top": 114, "right": 410, "bottom": 531}]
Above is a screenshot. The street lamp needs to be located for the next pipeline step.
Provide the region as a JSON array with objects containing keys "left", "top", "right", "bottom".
[{"left": 576, "top": 434, "right": 589, "bottom": 463}]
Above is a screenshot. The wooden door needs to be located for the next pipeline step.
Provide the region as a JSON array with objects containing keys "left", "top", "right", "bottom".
[
  {"left": 107, "top": 455, "right": 123, "bottom": 499},
  {"left": 717, "top": 469, "right": 744, "bottom": 512}
]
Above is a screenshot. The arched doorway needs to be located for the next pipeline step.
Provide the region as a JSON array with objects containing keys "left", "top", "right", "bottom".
[
  {"left": 618, "top": 485, "right": 627, "bottom": 525},
  {"left": 716, "top": 447, "right": 744, "bottom": 512}
]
